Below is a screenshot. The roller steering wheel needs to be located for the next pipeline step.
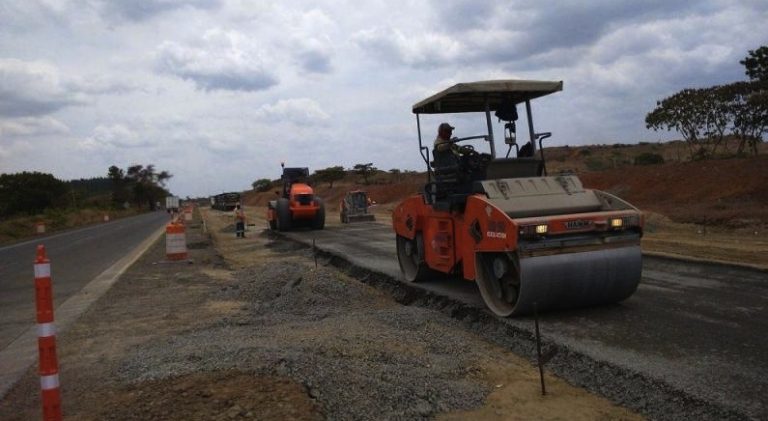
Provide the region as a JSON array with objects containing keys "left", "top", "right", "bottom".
[{"left": 458, "top": 144, "right": 476, "bottom": 156}]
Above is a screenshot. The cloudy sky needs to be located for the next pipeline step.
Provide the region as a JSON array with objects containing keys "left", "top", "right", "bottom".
[{"left": 1, "top": 1, "right": 766, "bottom": 197}]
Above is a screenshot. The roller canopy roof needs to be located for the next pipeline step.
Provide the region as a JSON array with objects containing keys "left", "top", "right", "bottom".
[{"left": 412, "top": 79, "right": 563, "bottom": 114}]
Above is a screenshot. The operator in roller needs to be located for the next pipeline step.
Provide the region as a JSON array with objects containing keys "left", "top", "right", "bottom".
[{"left": 433, "top": 122, "right": 458, "bottom": 157}]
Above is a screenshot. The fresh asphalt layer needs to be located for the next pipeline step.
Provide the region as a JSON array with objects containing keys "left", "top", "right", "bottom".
[{"left": 276, "top": 220, "right": 768, "bottom": 420}]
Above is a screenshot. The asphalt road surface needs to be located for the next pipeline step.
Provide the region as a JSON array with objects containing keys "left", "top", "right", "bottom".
[
  {"left": 0, "top": 212, "right": 169, "bottom": 350},
  {"left": 278, "top": 220, "right": 768, "bottom": 420}
]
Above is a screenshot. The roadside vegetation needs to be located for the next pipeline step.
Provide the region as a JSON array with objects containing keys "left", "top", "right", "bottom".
[
  {"left": 0, "top": 164, "right": 172, "bottom": 244},
  {"left": 645, "top": 46, "right": 767, "bottom": 159}
]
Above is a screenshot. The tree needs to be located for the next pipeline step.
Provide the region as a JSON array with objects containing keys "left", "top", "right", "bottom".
[
  {"left": 0, "top": 172, "right": 69, "bottom": 217},
  {"left": 107, "top": 165, "right": 131, "bottom": 207},
  {"left": 719, "top": 81, "right": 768, "bottom": 155},
  {"left": 313, "top": 166, "right": 346, "bottom": 188},
  {"left": 645, "top": 88, "right": 709, "bottom": 159},
  {"left": 740, "top": 45, "right": 768, "bottom": 82},
  {"left": 745, "top": 87, "right": 768, "bottom": 154},
  {"left": 353, "top": 163, "right": 377, "bottom": 185},
  {"left": 122, "top": 164, "right": 173, "bottom": 210},
  {"left": 252, "top": 178, "right": 273, "bottom": 192}
]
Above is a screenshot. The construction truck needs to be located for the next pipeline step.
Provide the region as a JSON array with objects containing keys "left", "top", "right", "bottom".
[
  {"left": 392, "top": 79, "right": 643, "bottom": 316},
  {"left": 165, "top": 196, "right": 180, "bottom": 213},
  {"left": 212, "top": 192, "right": 241, "bottom": 211},
  {"left": 340, "top": 190, "right": 376, "bottom": 223},
  {"left": 267, "top": 164, "right": 325, "bottom": 231}
]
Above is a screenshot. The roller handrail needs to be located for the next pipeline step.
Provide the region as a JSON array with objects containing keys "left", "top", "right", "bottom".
[{"left": 536, "top": 132, "right": 552, "bottom": 175}]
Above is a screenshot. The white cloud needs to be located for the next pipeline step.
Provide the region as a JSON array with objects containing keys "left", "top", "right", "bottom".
[
  {"left": 295, "top": 37, "right": 333, "bottom": 74},
  {"left": 254, "top": 98, "right": 330, "bottom": 124},
  {"left": 353, "top": 27, "right": 463, "bottom": 68},
  {"left": 0, "top": 58, "right": 143, "bottom": 119},
  {"left": 155, "top": 28, "right": 278, "bottom": 92},
  {"left": 0, "top": 117, "right": 70, "bottom": 137},
  {"left": 0, "top": 58, "right": 83, "bottom": 117},
  {"left": 79, "top": 124, "right": 149, "bottom": 150},
  {"left": 94, "top": 0, "right": 221, "bottom": 23}
]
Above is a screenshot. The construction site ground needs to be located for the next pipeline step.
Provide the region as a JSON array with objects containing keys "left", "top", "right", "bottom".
[
  {"left": 4, "top": 150, "right": 765, "bottom": 420},
  {"left": 0, "top": 209, "right": 641, "bottom": 420}
]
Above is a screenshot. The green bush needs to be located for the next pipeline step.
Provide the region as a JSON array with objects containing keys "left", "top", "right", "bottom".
[
  {"left": 43, "top": 208, "right": 68, "bottom": 229},
  {"left": 585, "top": 157, "right": 608, "bottom": 171},
  {"left": 252, "top": 178, "right": 273, "bottom": 192},
  {"left": 633, "top": 152, "right": 665, "bottom": 166}
]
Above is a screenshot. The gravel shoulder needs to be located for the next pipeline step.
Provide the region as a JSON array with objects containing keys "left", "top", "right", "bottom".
[{"left": 0, "top": 207, "right": 641, "bottom": 420}]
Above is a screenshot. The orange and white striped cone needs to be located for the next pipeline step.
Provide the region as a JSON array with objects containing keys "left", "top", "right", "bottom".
[
  {"left": 34, "top": 245, "right": 62, "bottom": 421},
  {"left": 165, "top": 223, "right": 188, "bottom": 261}
]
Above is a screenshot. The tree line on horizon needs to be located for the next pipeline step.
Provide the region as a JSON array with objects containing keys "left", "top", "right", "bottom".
[
  {"left": 250, "top": 164, "right": 430, "bottom": 193},
  {"left": 252, "top": 163, "right": 393, "bottom": 192},
  {"left": 0, "top": 164, "right": 172, "bottom": 218},
  {"left": 646, "top": 45, "right": 768, "bottom": 160}
]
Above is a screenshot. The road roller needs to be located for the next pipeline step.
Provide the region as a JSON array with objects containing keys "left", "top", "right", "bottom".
[
  {"left": 392, "top": 79, "right": 643, "bottom": 316},
  {"left": 267, "top": 163, "right": 325, "bottom": 231}
]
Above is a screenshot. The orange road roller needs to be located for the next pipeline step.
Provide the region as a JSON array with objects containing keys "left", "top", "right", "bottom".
[{"left": 392, "top": 79, "right": 643, "bottom": 316}]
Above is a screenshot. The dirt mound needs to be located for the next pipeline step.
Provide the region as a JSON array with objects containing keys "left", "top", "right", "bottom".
[
  {"left": 99, "top": 371, "right": 321, "bottom": 420},
  {"left": 580, "top": 155, "right": 768, "bottom": 227}
]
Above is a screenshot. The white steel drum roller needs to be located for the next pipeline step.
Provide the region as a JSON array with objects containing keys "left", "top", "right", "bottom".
[{"left": 475, "top": 246, "right": 642, "bottom": 316}]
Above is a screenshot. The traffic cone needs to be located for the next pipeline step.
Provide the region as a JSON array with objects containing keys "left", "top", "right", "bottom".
[{"left": 34, "top": 245, "right": 62, "bottom": 420}]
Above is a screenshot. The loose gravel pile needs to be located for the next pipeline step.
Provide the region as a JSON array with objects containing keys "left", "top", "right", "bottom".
[{"left": 117, "top": 255, "right": 491, "bottom": 420}]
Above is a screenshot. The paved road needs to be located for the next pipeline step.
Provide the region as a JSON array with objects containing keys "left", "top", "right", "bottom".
[
  {"left": 0, "top": 212, "right": 170, "bottom": 350},
  {"left": 278, "top": 220, "right": 768, "bottom": 419}
]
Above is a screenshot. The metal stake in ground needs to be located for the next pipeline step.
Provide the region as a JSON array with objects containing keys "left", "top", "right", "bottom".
[
  {"left": 535, "top": 302, "right": 546, "bottom": 396},
  {"left": 313, "top": 238, "right": 318, "bottom": 269}
]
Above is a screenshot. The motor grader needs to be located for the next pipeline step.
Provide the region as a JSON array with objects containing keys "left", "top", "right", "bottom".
[
  {"left": 267, "top": 164, "right": 325, "bottom": 231},
  {"left": 340, "top": 190, "right": 376, "bottom": 223},
  {"left": 392, "top": 79, "right": 643, "bottom": 316}
]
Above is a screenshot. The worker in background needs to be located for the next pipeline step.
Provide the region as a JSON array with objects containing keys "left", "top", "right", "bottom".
[{"left": 234, "top": 204, "right": 246, "bottom": 238}]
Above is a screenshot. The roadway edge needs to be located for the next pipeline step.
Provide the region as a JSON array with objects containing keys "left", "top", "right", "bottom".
[{"left": 0, "top": 225, "right": 166, "bottom": 399}]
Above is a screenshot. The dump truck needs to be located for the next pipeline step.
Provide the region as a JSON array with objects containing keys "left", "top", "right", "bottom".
[
  {"left": 267, "top": 164, "right": 325, "bottom": 231},
  {"left": 212, "top": 192, "right": 241, "bottom": 211},
  {"left": 340, "top": 190, "right": 376, "bottom": 223},
  {"left": 392, "top": 79, "right": 643, "bottom": 316}
]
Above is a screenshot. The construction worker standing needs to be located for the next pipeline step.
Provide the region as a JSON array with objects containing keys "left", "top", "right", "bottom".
[{"left": 234, "top": 204, "right": 246, "bottom": 238}]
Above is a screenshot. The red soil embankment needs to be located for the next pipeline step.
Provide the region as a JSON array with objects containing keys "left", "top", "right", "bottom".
[{"left": 579, "top": 155, "right": 768, "bottom": 227}]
